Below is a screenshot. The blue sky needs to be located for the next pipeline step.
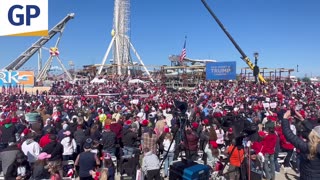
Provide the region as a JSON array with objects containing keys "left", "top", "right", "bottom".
[{"left": 1, "top": 0, "right": 320, "bottom": 78}]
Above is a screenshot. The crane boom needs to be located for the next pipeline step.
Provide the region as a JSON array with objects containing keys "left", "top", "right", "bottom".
[
  {"left": 4, "top": 13, "right": 75, "bottom": 71},
  {"left": 201, "top": 0, "right": 266, "bottom": 83}
]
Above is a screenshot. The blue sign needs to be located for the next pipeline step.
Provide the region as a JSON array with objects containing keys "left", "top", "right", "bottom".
[
  {"left": 0, "top": 71, "right": 34, "bottom": 87},
  {"left": 206, "top": 61, "right": 236, "bottom": 80}
]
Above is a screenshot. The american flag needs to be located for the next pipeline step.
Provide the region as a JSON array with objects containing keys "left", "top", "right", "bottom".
[{"left": 179, "top": 37, "right": 187, "bottom": 64}]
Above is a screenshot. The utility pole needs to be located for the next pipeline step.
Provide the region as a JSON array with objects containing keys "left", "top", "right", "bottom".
[{"left": 253, "top": 52, "right": 259, "bottom": 83}]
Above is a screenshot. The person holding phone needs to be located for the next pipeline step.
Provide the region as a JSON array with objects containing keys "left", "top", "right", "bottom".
[{"left": 282, "top": 110, "right": 320, "bottom": 180}]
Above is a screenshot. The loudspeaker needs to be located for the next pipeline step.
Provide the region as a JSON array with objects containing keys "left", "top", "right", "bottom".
[{"left": 253, "top": 66, "right": 259, "bottom": 76}]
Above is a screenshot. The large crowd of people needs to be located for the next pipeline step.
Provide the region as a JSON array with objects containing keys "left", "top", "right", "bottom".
[{"left": 0, "top": 78, "right": 320, "bottom": 180}]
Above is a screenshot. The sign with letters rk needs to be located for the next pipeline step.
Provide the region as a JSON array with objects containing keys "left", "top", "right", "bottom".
[
  {"left": 0, "top": 71, "right": 34, "bottom": 87},
  {"left": 206, "top": 61, "right": 237, "bottom": 80},
  {"left": 0, "top": 0, "right": 48, "bottom": 36}
]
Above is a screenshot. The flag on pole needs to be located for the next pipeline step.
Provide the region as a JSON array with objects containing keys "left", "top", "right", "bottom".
[{"left": 179, "top": 36, "right": 187, "bottom": 64}]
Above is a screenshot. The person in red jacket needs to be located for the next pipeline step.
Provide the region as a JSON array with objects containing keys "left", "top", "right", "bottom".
[
  {"left": 276, "top": 120, "right": 295, "bottom": 172},
  {"left": 261, "top": 123, "right": 277, "bottom": 180}
]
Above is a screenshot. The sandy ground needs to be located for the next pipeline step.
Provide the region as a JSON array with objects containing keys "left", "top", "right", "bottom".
[{"left": 24, "top": 86, "right": 51, "bottom": 94}]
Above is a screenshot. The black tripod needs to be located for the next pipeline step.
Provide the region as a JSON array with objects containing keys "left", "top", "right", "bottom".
[{"left": 159, "top": 114, "right": 189, "bottom": 170}]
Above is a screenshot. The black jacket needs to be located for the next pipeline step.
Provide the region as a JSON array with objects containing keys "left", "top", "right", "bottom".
[
  {"left": 42, "top": 141, "right": 63, "bottom": 161},
  {"left": 1, "top": 124, "right": 16, "bottom": 143},
  {"left": 282, "top": 119, "right": 320, "bottom": 180},
  {"left": 101, "top": 130, "right": 116, "bottom": 150},
  {"left": 5, "top": 161, "right": 31, "bottom": 180},
  {"left": 122, "top": 129, "right": 137, "bottom": 147}
]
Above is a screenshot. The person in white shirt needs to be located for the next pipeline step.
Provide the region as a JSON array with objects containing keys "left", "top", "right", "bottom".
[
  {"left": 215, "top": 126, "right": 225, "bottom": 148},
  {"left": 21, "top": 132, "right": 41, "bottom": 165},
  {"left": 162, "top": 133, "right": 175, "bottom": 178},
  {"left": 60, "top": 131, "right": 77, "bottom": 161},
  {"left": 142, "top": 147, "right": 161, "bottom": 180}
]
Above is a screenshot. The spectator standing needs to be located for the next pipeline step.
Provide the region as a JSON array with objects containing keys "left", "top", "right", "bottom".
[
  {"left": 142, "top": 129, "right": 158, "bottom": 155},
  {"left": 42, "top": 134, "right": 64, "bottom": 177},
  {"left": 60, "top": 131, "right": 77, "bottom": 161},
  {"left": 162, "top": 133, "right": 175, "bottom": 178},
  {"left": 5, "top": 152, "right": 31, "bottom": 180},
  {"left": 21, "top": 132, "right": 41, "bottom": 165},
  {"left": 100, "top": 125, "right": 116, "bottom": 156},
  {"left": 142, "top": 147, "right": 161, "bottom": 180},
  {"left": 0, "top": 138, "right": 20, "bottom": 176},
  {"left": 282, "top": 110, "right": 320, "bottom": 180},
  {"left": 261, "top": 123, "right": 277, "bottom": 180},
  {"left": 184, "top": 124, "right": 199, "bottom": 161},
  {"left": 75, "top": 142, "right": 100, "bottom": 180}
]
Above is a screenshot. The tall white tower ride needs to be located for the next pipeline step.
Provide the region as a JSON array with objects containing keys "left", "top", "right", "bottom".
[{"left": 98, "top": 0, "right": 153, "bottom": 81}]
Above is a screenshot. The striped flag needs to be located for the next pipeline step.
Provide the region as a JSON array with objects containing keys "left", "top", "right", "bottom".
[{"left": 179, "top": 37, "right": 187, "bottom": 64}]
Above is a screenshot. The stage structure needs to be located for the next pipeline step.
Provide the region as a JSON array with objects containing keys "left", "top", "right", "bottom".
[
  {"left": 3, "top": 13, "right": 75, "bottom": 82},
  {"left": 97, "top": 0, "right": 153, "bottom": 81}
]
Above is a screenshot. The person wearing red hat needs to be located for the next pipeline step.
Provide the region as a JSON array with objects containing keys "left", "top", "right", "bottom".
[
  {"left": 203, "top": 119, "right": 210, "bottom": 126},
  {"left": 141, "top": 119, "right": 149, "bottom": 127},
  {"left": 191, "top": 122, "right": 199, "bottom": 129},
  {"left": 100, "top": 125, "right": 116, "bottom": 156}
]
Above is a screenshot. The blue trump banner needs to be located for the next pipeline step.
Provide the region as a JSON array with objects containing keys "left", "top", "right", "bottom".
[{"left": 206, "top": 61, "right": 236, "bottom": 80}]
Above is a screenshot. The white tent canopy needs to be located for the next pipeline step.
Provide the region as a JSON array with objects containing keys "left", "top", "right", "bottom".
[
  {"left": 91, "top": 77, "right": 107, "bottom": 84},
  {"left": 128, "top": 79, "right": 145, "bottom": 84}
]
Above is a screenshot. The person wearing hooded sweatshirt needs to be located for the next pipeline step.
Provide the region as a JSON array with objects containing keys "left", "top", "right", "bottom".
[{"left": 21, "top": 132, "right": 41, "bottom": 165}]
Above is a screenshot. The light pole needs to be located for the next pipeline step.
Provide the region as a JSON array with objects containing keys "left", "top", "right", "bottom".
[{"left": 253, "top": 52, "right": 259, "bottom": 83}]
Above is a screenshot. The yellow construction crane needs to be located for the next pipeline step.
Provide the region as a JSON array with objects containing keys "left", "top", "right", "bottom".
[{"left": 201, "top": 0, "right": 266, "bottom": 83}]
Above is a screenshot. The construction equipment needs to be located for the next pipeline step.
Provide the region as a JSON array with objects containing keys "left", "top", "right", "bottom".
[
  {"left": 201, "top": 0, "right": 267, "bottom": 83},
  {"left": 4, "top": 13, "right": 75, "bottom": 79}
]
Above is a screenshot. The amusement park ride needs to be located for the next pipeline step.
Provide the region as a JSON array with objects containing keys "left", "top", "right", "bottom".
[
  {"left": 2, "top": 0, "right": 298, "bottom": 86},
  {"left": 3, "top": 13, "right": 75, "bottom": 82},
  {"left": 97, "top": 0, "right": 153, "bottom": 82}
]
